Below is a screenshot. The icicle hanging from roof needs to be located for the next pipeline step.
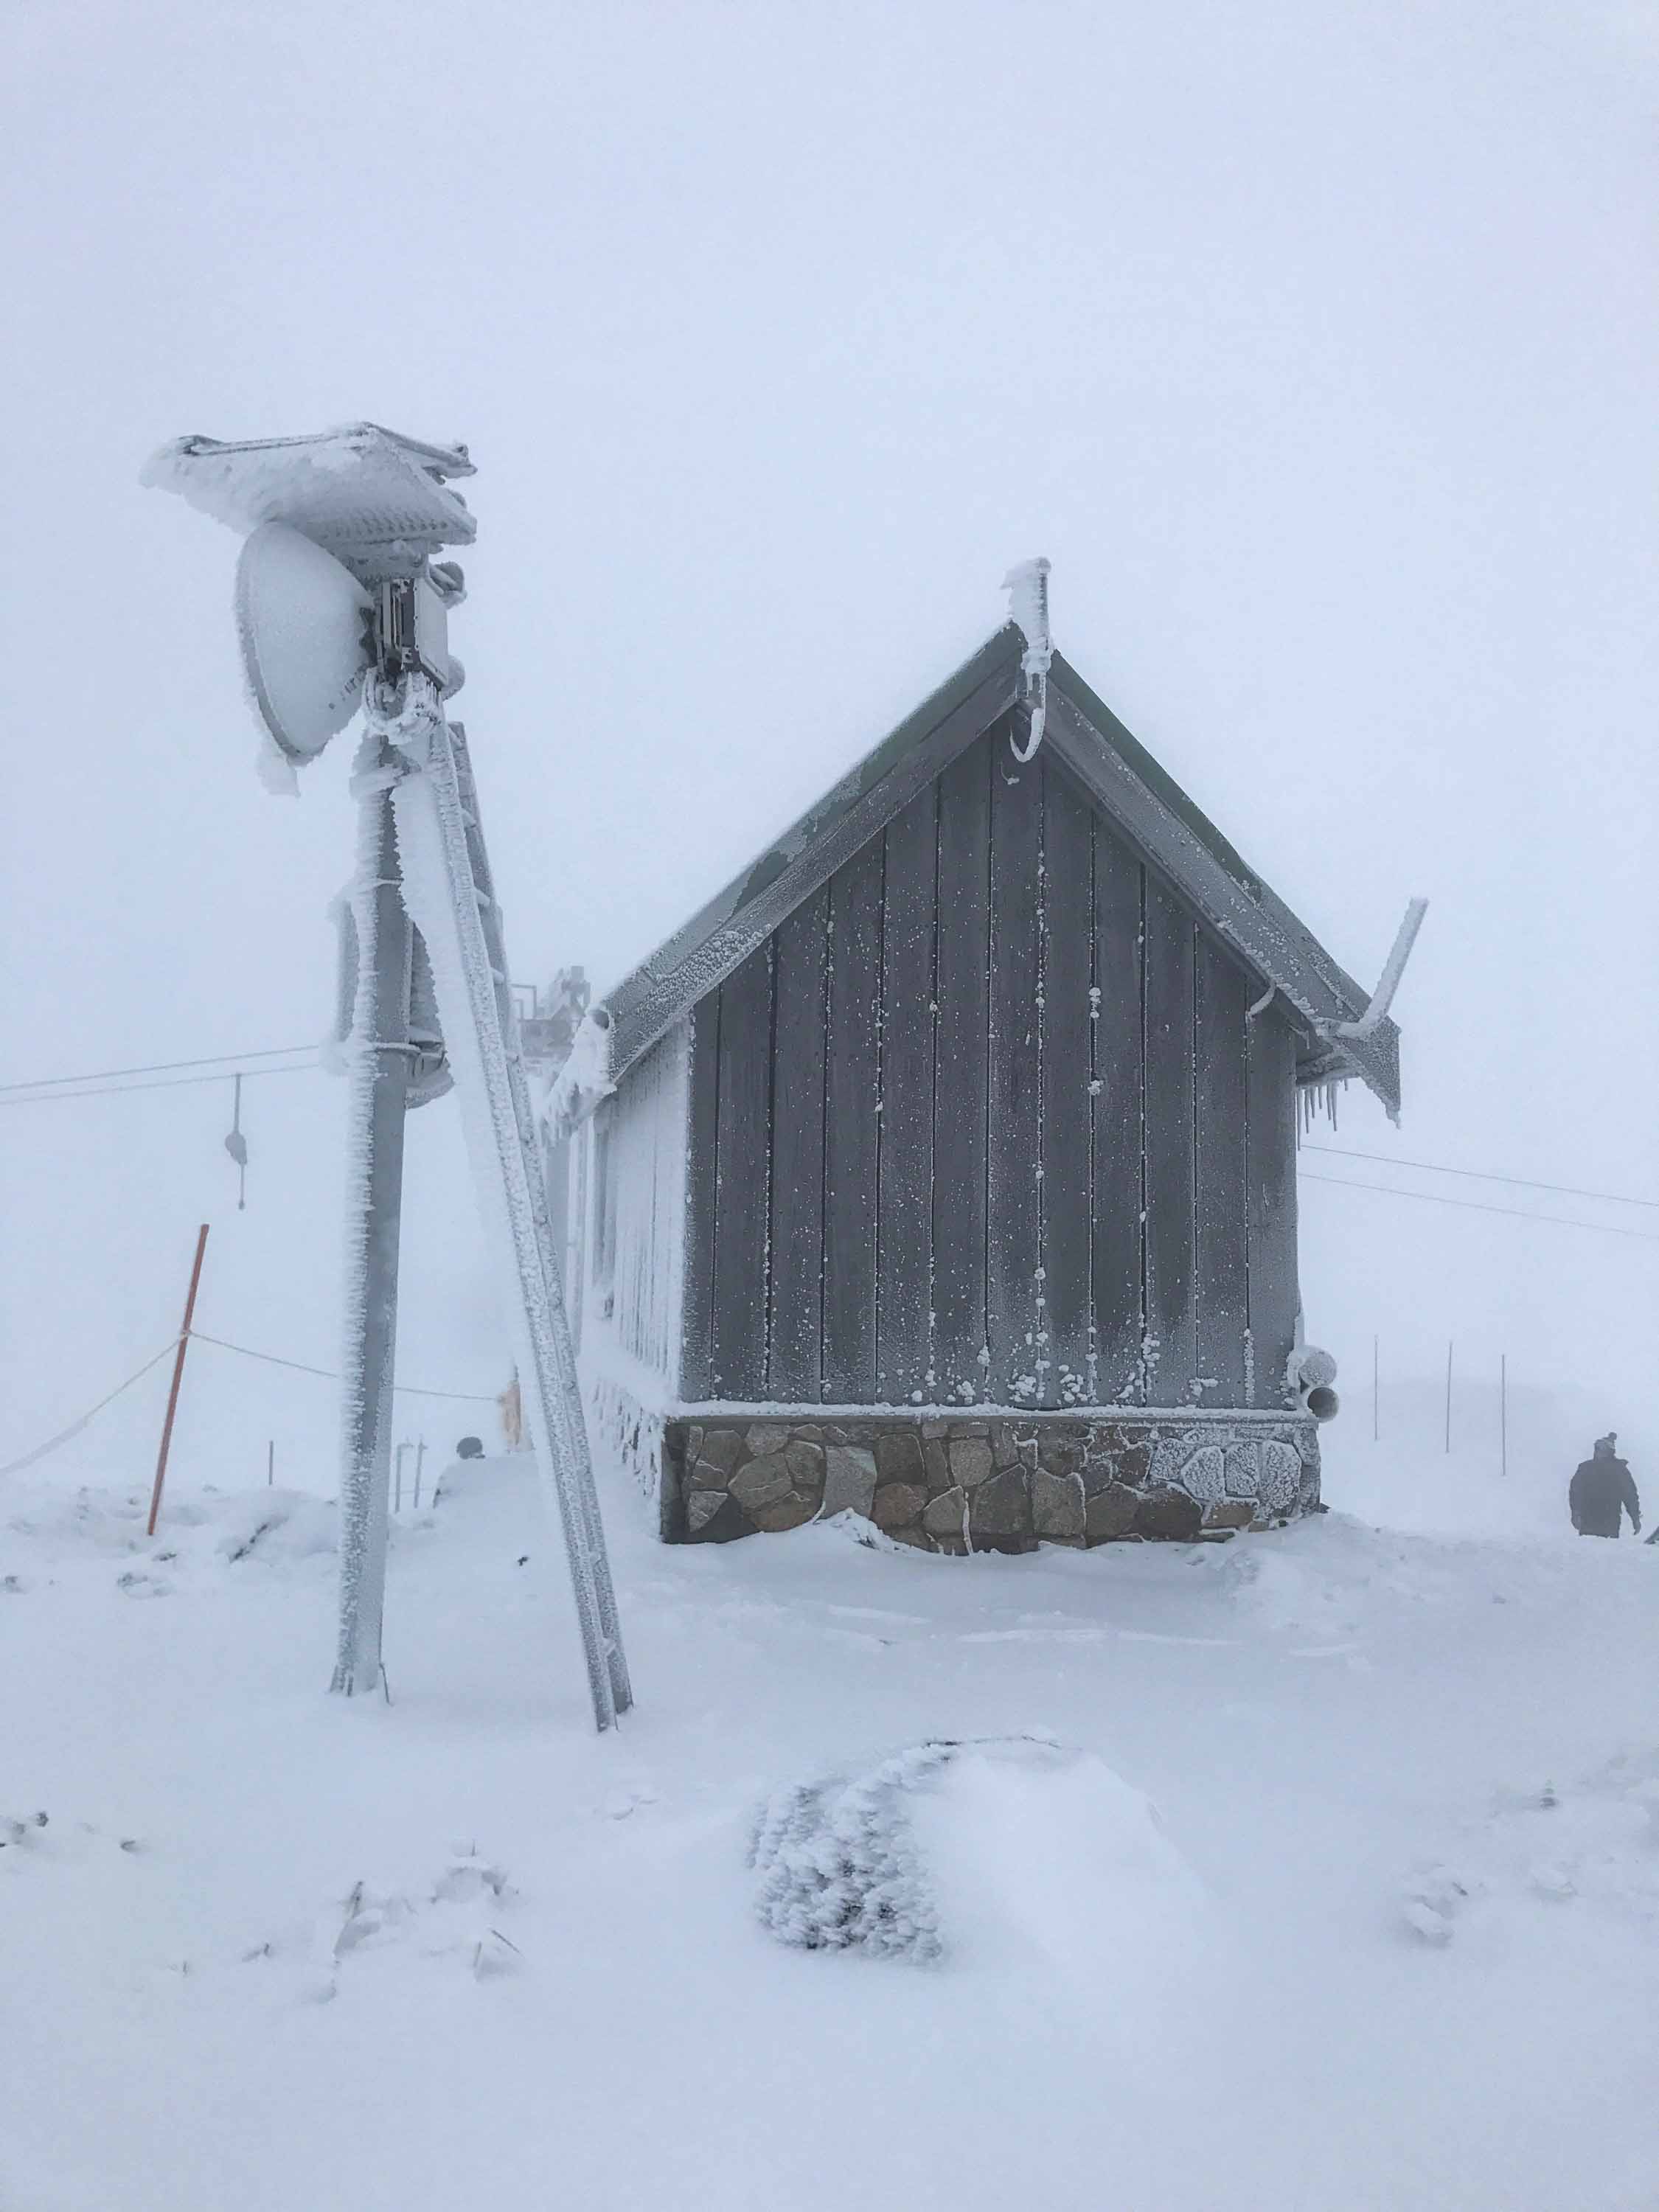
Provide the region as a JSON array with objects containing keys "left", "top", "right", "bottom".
[
  {"left": 1002, "top": 557, "right": 1054, "bottom": 762},
  {"left": 1295, "top": 1079, "right": 1344, "bottom": 1141}
]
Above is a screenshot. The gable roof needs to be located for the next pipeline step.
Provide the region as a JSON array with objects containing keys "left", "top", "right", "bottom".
[{"left": 593, "top": 623, "right": 1402, "bottom": 1119}]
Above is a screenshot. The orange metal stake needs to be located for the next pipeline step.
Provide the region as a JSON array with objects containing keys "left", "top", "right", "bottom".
[{"left": 147, "top": 1223, "right": 210, "bottom": 1537}]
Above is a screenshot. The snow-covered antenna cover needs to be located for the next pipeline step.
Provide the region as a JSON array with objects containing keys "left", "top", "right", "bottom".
[
  {"left": 1002, "top": 557, "right": 1053, "bottom": 762},
  {"left": 142, "top": 422, "right": 475, "bottom": 585},
  {"left": 235, "top": 523, "right": 372, "bottom": 778}
]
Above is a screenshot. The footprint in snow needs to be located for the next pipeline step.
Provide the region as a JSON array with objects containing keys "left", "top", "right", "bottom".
[
  {"left": 604, "top": 1781, "right": 661, "bottom": 1820},
  {"left": 116, "top": 1570, "right": 172, "bottom": 1599},
  {"left": 1402, "top": 1899, "right": 1455, "bottom": 1947},
  {"left": 267, "top": 1852, "right": 524, "bottom": 2003}
]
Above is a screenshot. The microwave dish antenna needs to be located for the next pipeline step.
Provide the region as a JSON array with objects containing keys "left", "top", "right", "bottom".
[{"left": 236, "top": 522, "right": 373, "bottom": 767}]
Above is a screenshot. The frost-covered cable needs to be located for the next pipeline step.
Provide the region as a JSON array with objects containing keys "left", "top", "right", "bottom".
[
  {"left": 0, "top": 1342, "right": 178, "bottom": 1476},
  {"left": 0, "top": 1062, "right": 320, "bottom": 1107},
  {"left": 1303, "top": 1144, "right": 1659, "bottom": 1210},
  {"left": 0, "top": 1044, "right": 319, "bottom": 1096},
  {"left": 187, "top": 1329, "right": 498, "bottom": 1400},
  {"left": 1298, "top": 1171, "right": 1659, "bottom": 1242}
]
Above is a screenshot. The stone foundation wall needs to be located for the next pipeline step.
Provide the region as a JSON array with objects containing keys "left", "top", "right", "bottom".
[
  {"left": 586, "top": 1372, "right": 666, "bottom": 1511},
  {"left": 661, "top": 1411, "right": 1320, "bottom": 1549}
]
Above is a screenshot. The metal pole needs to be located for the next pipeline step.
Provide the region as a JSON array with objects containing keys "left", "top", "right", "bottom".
[
  {"left": 267, "top": 1439, "right": 274, "bottom": 1487},
  {"left": 413, "top": 1439, "right": 428, "bottom": 1511},
  {"left": 147, "top": 1224, "right": 210, "bottom": 1536},
  {"left": 1444, "top": 1339, "right": 1453, "bottom": 1455},
  {"left": 1500, "top": 1353, "right": 1508, "bottom": 1478},
  {"left": 331, "top": 769, "right": 414, "bottom": 1697},
  {"left": 1372, "top": 1333, "right": 1379, "bottom": 1443}
]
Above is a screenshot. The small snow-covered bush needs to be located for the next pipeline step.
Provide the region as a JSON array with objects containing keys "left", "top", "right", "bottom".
[
  {"left": 749, "top": 1742, "right": 958, "bottom": 1961},
  {"left": 750, "top": 1736, "right": 1200, "bottom": 1971}
]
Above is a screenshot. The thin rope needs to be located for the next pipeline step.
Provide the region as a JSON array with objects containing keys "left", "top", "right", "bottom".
[
  {"left": 1, "top": 1327, "right": 498, "bottom": 1478},
  {"left": 0, "top": 1343, "right": 179, "bottom": 1475},
  {"left": 188, "top": 1330, "right": 497, "bottom": 1401}
]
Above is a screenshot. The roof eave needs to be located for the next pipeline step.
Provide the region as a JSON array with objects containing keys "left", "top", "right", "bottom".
[
  {"left": 601, "top": 626, "right": 1026, "bottom": 1082},
  {"left": 1043, "top": 666, "right": 1402, "bottom": 1119}
]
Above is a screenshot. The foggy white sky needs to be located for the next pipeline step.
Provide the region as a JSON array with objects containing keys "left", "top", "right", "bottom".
[{"left": 4, "top": 0, "right": 1655, "bottom": 1492}]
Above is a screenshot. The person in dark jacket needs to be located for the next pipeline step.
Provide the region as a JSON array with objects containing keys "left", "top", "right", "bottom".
[{"left": 1569, "top": 1434, "right": 1640, "bottom": 1538}]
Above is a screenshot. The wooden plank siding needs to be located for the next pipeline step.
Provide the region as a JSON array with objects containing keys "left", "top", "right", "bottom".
[
  {"left": 709, "top": 941, "right": 774, "bottom": 1399},
  {"left": 1194, "top": 936, "right": 1251, "bottom": 1401},
  {"left": 767, "top": 886, "right": 830, "bottom": 1401},
  {"left": 1090, "top": 815, "right": 1144, "bottom": 1399},
  {"left": 931, "top": 738, "right": 993, "bottom": 1399},
  {"left": 1040, "top": 762, "right": 1097, "bottom": 1404},
  {"left": 1246, "top": 1003, "right": 1301, "bottom": 1407},
  {"left": 986, "top": 742, "right": 1043, "bottom": 1402},
  {"left": 876, "top": 785, "right": 937, "bottom": 1401},
  {"left": 678, "top": 995, "right": 721, "bottom": 1398},
  {"left": 822, "top": 839, "right": 883, "bottom": 1400},
  {"left": 676, "top": 726, "right": 1301, "bottom": 1409},
  {"left": 1141, "top": 875, "right": 1197, "bottom": 1399}
]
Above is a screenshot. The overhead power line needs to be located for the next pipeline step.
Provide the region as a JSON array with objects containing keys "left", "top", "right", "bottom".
[
  {"left": 1298, "top": 1169, "right": 1659, "bottom": 1243},
  {"left": 1302, "top": 1142, "right": 1658, "bottom": 1211},
  {"left": 0, "top": 1061, "right": 321, "bottom": 1108},
  {"left": 0, "top": 1043, "right": 320, "bottom": 1097}
]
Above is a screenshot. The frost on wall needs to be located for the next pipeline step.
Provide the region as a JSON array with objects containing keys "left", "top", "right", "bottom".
[{"left": 1259, "top": 1439, "right": 1303, "bottom": 1510}]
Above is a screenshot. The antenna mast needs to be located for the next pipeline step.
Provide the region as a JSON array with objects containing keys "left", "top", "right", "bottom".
[{"left": 145, "top": 424, "right": 632, "bottom": 1731}]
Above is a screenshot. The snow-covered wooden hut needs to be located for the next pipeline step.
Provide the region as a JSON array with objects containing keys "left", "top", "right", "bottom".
[{"left": 541, "top": 618, "right": 1404, "bottom": 1551}]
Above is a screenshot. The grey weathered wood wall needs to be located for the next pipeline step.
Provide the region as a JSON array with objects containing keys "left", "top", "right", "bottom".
[{"left": 678, "top": 723, "right": 1300, "bottom": 1408}]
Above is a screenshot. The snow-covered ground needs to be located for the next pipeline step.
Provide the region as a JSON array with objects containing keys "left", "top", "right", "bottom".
[{"left": 6, "top": 1439, "right": 1659, "bottom": 2211}]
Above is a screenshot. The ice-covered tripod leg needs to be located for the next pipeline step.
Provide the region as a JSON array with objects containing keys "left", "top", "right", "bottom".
[
  {"left": 330, "top": 748, "right": 414, "bottom": 1697},
  {"left": 442, "top": 725, "right": 630, "bottom": 1715},
  {"left": 382, "top": 682, "right": 631, "bottom": 1731}
]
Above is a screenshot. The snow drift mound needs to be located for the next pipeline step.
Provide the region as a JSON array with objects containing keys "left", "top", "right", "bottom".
[
  {"left": 750, "top": 1736, "right": 1199, "bottom": 1967},
  {"left": 211, "top": 1489, "right": 337, "bottom": 1565},
  {"left": 3, "top": 1480, "right": 338, "bottom": 1573}
]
